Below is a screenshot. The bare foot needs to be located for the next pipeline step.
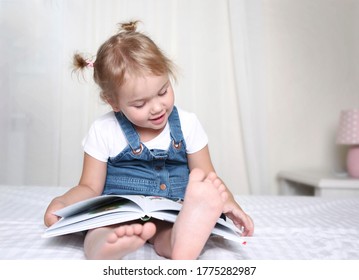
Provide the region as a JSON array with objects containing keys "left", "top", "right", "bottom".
[
  {"left": 205, "top": 172, "right": 229, "bottom": 202},
  {"left": 169, "top": 168, "right": 227, "bottom": 259},
  {"left": 84, "top": 222, "right": 156, "bottom": 259}
]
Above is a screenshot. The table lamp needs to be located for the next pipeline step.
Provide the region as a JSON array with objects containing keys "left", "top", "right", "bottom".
[{"left": 337, "top": 109, "right": 359, "bottom": 178}]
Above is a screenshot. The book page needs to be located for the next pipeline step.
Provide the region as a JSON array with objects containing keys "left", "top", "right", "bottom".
[
  {"left": 50, "top": 199, "right": 143, "bottom": 229},
  {"left": 54, "top": 195, "right": 139, "bottom": 217},
  {"left": 120, "top": 195, "right": 182, "bottom": 213}
]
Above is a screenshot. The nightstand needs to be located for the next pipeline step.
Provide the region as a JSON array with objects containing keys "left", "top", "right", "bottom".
[{"left": 278, "top": 170, "right": 359, "bottom": 197}]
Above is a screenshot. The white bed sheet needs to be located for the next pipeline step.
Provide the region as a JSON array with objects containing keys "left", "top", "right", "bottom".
[{"left": 0, "top": 185, "right": 358, "bottom": 260}]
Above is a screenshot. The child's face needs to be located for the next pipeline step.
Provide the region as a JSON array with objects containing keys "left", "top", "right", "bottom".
[{"left": 113, "top": 74, "right": 175, "bottom": 135}]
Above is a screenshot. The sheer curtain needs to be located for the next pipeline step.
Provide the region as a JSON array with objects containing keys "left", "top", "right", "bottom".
[
  {"left": 228, "top": 0, "right": 269, "bottom": 194},
  {"left": 0, "top": 0, "right": 265, "bottom": 195},
  {"left": 0, "top": 1, "right": 64, "bottom": 185}
]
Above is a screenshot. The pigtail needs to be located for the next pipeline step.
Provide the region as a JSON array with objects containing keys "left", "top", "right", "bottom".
[
  {"left": 118, "top": 20, "right": 140, "bottom": 33},
  {"left": 73, "top": 52, "right": 95, "bottom": 72}
]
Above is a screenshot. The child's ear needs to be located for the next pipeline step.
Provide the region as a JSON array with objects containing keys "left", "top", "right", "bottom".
[
  {"left": 111, "top": 105, "right": 120, "bottom": 113},
  {"left": 106, "top": 97, "right": 120, "bottom": 112}
]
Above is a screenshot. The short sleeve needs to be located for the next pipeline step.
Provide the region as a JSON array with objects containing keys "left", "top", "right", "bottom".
[
  {"left": 82, "top": 122, "right": 110, "bottom": 162},
  {"left": 178, "top": 109, "right": 208, "bottom": 154},
  {"left": 82, "top": 112, "right": 127, "bottom": 162}
]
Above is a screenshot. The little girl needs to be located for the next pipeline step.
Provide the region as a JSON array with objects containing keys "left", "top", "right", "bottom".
[{"left": 44, "top": 20, "right": 254, "bottom": 260}]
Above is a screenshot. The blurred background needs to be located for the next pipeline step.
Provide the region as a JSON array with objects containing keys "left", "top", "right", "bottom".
[{"left": 1, "top": 0, "right": 358, "bottom": 195}]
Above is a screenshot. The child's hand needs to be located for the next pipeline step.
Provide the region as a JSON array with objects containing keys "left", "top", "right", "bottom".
[
  {"left": 44, "top": 198, "right": 66, "bottom": 227},
  {"left": 223, "top": 201, "right": 254, "bottom": 237}
]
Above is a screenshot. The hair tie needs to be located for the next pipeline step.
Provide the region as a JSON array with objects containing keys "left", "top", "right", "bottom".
[{"left": 86, "top": 60, "right": 94, "bottom": 68}]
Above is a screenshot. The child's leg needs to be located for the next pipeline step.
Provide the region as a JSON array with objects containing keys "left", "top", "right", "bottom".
[
  {"left": 84, "top": 222, "right": 156, "bottom": 259},
  {"left": 153, "top": 168, "right": 228, "bottom": 259}
]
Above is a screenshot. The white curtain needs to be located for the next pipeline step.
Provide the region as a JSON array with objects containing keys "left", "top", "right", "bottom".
[
  {"left": 228, "top": 0, "right": 269, "bottom": 194},
  {"left": 0, "top": 0, "right": 266, "bottom": 195}
]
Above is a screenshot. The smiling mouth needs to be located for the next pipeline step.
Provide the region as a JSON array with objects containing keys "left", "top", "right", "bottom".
[
  {"left": 152, "top": 114, "right": 164, "bottom": 120},
  {"left": 150, "top": 113, "right": 166, "bottom": 124}
]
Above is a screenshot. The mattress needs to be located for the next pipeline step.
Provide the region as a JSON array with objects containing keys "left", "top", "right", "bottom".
[{"left": 1, "top": 185, "right": 359, "bottom": 260}]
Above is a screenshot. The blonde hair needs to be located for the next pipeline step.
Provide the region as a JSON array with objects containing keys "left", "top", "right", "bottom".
[{"left": 73, "top": 20, "right": 176, "bottom": 103}]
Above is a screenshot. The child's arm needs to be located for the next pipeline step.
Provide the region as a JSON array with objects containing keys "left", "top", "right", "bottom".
[
  {"left": 44, "top": 153, "right": 107, "bottom": 227},
  {"left": 187, "top": 145, "right": 254, "bottom": 236}
]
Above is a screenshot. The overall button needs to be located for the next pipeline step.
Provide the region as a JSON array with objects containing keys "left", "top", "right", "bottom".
[{"left": 160, "top": 184, "right": 167, "bottom": 190}]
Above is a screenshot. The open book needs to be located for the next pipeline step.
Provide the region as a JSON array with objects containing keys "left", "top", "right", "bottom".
[{"left": 43, "top": 195, "right": 243, "bottom": 242}]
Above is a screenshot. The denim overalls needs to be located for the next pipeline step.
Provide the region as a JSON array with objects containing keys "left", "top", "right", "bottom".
[{"left": 103, "top": 106, "right": 189, "bottom": 200}]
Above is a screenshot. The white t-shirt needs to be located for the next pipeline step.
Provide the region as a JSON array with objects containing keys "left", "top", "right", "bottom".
[{"left": 82, "top": 107, "right": 208, "bottom": 162}]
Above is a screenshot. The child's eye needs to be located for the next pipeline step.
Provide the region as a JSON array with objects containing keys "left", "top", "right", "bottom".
[
  {"left": 159, "top": 90, "right": 167, "bottom": 96},
  {"left": 133, "top": 102, "right": 145, "bottom": 108}
]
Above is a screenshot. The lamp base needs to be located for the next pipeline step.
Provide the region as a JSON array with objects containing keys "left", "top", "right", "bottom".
[{"left": 347, "top": 145, "right": 359, "bottom": 178}]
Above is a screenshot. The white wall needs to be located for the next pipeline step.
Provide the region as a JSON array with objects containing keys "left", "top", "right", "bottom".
[{"left": 263, "top": 0, "right": 359, "bottom": 193}]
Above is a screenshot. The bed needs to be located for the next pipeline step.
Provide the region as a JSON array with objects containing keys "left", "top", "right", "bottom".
[{"left": 1, "top": 185, "right": 359, "bottom": 260}]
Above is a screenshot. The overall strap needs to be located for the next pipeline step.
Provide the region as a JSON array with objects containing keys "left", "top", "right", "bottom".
[
  {"left": 114, "top": 112, "right": 142, "bottom": 153},
  {"left": 168, "top": 106, "right": 184, "bottom": 145}
]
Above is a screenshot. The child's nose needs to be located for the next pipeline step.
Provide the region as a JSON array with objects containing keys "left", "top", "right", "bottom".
[{"left": 150, "top": 100, "right": 162, "bottom": 114}]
